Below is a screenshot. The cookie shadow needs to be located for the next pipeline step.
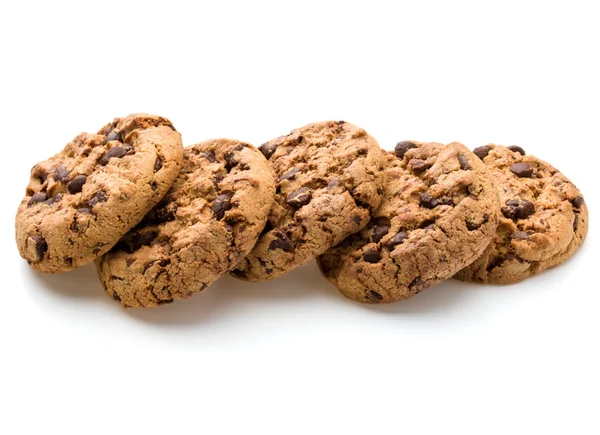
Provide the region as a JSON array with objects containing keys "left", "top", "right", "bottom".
[
  {"left": 357, "top": 277, "right": 479, "bottom": 314},
  {"left": 28, "top": 261, "right": 107, "bottom": 300},
  {"left": 125, "top": 261, "right": 338, "bottom": 326}
]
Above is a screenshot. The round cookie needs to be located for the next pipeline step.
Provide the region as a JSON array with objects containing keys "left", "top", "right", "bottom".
[
  {"left": 96, "top": 139, "right": 275, "bottom": 308},
  {"left": 231, "top": 121, "right": 385, "bottom": 281},
  {"left": 15, "top": 114, "right": 183, "bottom": 273},
  {"left": 454, "top": 144, "right": 588, "bottom": 284},
  {"left": 317, "top": 141, "right": 499, "bottom": 304}
]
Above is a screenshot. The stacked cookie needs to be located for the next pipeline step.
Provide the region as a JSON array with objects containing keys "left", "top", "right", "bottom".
[{"left": 15, "top": 114, "right": 588, "bottom": 308}]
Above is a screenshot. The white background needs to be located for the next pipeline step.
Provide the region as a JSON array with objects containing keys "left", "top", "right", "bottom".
[{"left": 1, "top": 1, "right": 598, "bottom": 434}]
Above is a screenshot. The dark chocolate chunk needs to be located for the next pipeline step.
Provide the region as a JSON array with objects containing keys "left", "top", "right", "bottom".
[
  {"left": 44, "top": 193, "right": 62, "bottom": 206},
  {"left": 573, "top": 214, "right": 579, "bottom": 231},
  {"left": 409, "top": 159, "right": 429, "bottom": 173},
  {"left": 278, "top": 167, "right": 301, "bottom": 182},
  {"left": 146, "top": 201, "right": 178, "bottom": 225},
  {"left": 327, "top": 178, "right": 344, "bottom": 189},
  {"left": 357, "top": 148, "right": 367, "bottom": 155},
  {"left": 88, "top": 191, "right": 108, "bottom": 208},
  {"left": 111, "top": 292, "right": 121, "bottom": 302},
  {"left": 30, "top": 234, "right": 47, "bottom": 260},
  {"left": 28, "top": 192, "right": 48, "bottom": 206},
  {"left": 457, "top": 153, "right": 471, "bottom": 170},
  {"left": 571, "top": 196, "right": 584, "bottom": 209},
  {"left": 100, "top": 146, "right": 130, "bottom": 165},
  {"left": 286, "top": 187, "right": 312, "bottom": 208},
  {"left": 511, "top": 231, "right": 530, "bottom": 240},
  {"left": 213, "top": 193, "right": 234, "bottom": 220},
  {"left": 103, "top": 130, "right": 121, "bottom": 144},
  {"left": 269, "top": 232, "right": 294, "bottom": 252},
  {"left": 128, "top": 230, "right": 158, "bottom": 252},
  {"left": 466, "top": 213, "right": 489, "bottom": 231},
  {"left": 386, "top": 231, "right": 408, "bottom": 250},
  {"left": 372, "top": 225, "right": 391, "bottom": 243},
  {"left": 367, "top": 290, "right": 383, "bottom": 302},
  {"left": 258, "top": 141, "right": 277, "bottom": 159},
  {"left": 501, "top": 199, "right": 535, "bottom": 220},
  {"left": 154, "top": 157, "right": 163, "bottom": 172},
  {"left": 420, "top": 192, "right": 438, "bottom": 209},
  {"left": 473, "top": 145, "right": 491, "bottom": 160},
  {"left": 201, "top": 150, "right": 217, "bottom": 162},
  {"left": 394, "top": 141, "right": 417, "bottom": 159},
  {"left": 510, "top": 162, "right": 534, "bottom": 178},
  {"left": 507, "top": 145, "right": 526, "bottom": 155},
  {"left": 53, "top": 165, "right": 71, "bottom": 183},
  {"left": 67, "top": 175, "right": 87, "bottom": 194},
  {"left": 363, "top": 249, "right": 380, "bottom": 263},
  {"left": 224, "top": 151, "right": 237, "bottom": 170}
]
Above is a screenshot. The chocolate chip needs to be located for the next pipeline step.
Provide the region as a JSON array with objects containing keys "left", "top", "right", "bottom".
[
  {"left": 372, "top": 226, "right": 391, "bottom": 243},
  {"left": 201, "top": 151, "right": 217, "bottom": 162},
  {"left": 420, "top": 192, "right": 438, "bottom": 209},
  {"left": 327, "top": 178, "right": 344, "bottom": 189},
  {"left": 67, "top": 175, "right": 87, "bottom": 194},
  {"left": 573, "top": 214, "right": 579, "bottom": 231},
  {"left": 363, "top": 249, "right": 380, "bottom": 263},
  {"left": 154, "top": 157, "right": 163, "bottom": 172},
  {"left": 466, "top": 213, "right": 489, "bottom": 231},
  {"left": 44, "top": 193, "right": 62, "bottom": 206},
  {"left": 145, "top": 201, "right": 178, "bottom": 225},
  {"left": 473, "top": 145, "right": 491, "bottom": 160},
  {"left": 501, "top": 199, "right": 535, "bottom": 220},
  {"left": 30, "top": 234, "right": 47, "bottom": 260},
  {"left": 394, "top": 141, "right": 417, "bottom": 159},
  {"left": 457, "top": 153, "right": 471, "bottom": 170},
  {"left": 511, "top": 231, "right": 530, "bottom": 240},
  {"left": 286, "top": 187, "right": 312, "bottom": 208},
  {"left": 53, "top": 165, "right": 71, "bottom": 183},
  {"left": 28, "top": 192, "right": 47, "bottom": 206},
  {"left": 409, "top": 278, "right": 428, "bottom": 293},
  {"left": 129, "top": 230, "right": 158, "bottom": 252},
  {"left": 386, "top": 231, "right": 408, "bottom": 250},
  {"left": 100, "top": 146, "right": 130, "bottom": 165},
  {"left": 88, "top": 191, "right": 107, "bottom": 208},
  {"left": 571, "top": 196, "right": 585, "bottom": 209},
  {"left": 507, "top": 145, "right": 526, "bottom": 155},
  {"left": 278, "top": 167, "right": 300, "bottom": 182},
  {"left": 111, "top": 292, "right": 122, "bottom": 302},
  {"left": 259, "top": 141, "right": 277, "bottom": 159},
  {"left": 150, "top": 181, "right": 157, "bottom": 190},
  {"left": 224, "top": 151, "right": 237, "bottom": 170},
  {"left": 213, "top": 193, "right": 234, "bottom": 220},
  {"left": 510, "top": 162, "right": 534, "bottom": 178},
  {"left": 367, "top": 290, "right": 383, "bottom": 302},
  {"left": 103, "top": 130, "right": 121, "bottom": 144},
  {"left": 269, "top": 232, "right": 294, "bottom": 252},
  {"left": 409, "top": 159, "right": 429, "bottom": 173},
  {"left": 357, "top": 148, "right": 367, "bottom": 155}
]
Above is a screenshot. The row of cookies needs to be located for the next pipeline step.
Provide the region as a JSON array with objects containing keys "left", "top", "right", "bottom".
[{"left": 16, "top": 114, "right": 588, "bottom": 308}]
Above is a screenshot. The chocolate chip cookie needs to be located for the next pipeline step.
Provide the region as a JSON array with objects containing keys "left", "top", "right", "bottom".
[
  {"left": 317, "top": 141, "right": 499, "bottom": 304},
  {"left": 231, "top": 121, "right": 385, "bottom": 281},
  {"left": 454, "top": 144, "right": 588, "bottom": 284},
  {"left": 96, "top": 139, "right": 275, "bottom": 308},
  {"left": 15, "top": 114, "right": 183, "bottom": 273}
]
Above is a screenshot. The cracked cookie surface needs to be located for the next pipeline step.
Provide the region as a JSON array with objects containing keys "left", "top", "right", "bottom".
[
  {"left": 231, "top": 121, "right": 385, "bottom": 281},
  {"left": 15, "top": 113, "right": 183, "bottom": 273},
  {"left": 454, "top": 144, "right": 588, "bottom": 284},
  {"left": 318, "top": 141, "right": 499, "bottom": 304},
  {"left": 96, "top": 139, "right": 275, "bottom": 308}
]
